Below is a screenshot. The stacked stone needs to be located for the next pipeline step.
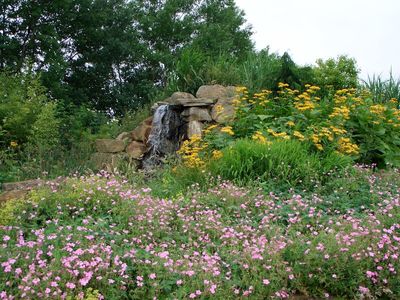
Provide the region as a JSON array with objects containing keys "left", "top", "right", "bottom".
[{"left": 92, "top": 84, "right": 237, "bottom": 170}]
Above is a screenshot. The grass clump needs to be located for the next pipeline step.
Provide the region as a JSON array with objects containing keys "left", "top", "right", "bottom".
[{"left": 209, "top": 139, "right": 351, "bottom": 188}]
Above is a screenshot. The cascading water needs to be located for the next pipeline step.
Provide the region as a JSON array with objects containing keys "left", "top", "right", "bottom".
[{"left": 142, "top": 104, "right": 183, "bottom": 169}]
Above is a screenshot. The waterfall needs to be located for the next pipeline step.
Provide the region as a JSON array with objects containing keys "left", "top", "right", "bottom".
[{"left": 142, "top": 104, "right": 183, "bottom": 169}]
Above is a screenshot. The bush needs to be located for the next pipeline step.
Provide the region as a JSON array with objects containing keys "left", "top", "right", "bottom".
[{"left": 208, "top": 139, "right": 351, "bottom": 187}]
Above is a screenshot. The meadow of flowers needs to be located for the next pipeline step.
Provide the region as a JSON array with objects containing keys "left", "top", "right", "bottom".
[{"left": 1, "top": 166, "right": 399, "bottom": 299}]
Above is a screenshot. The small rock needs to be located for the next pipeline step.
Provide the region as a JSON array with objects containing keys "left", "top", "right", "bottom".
[
  {"left": 95, "top": 139, "right": 126, "bottom": 153},
  {"left": 126, "top": 141, "right": 147, "bottom": 159}
]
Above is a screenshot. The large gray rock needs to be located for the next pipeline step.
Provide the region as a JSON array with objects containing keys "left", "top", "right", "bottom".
[
  {"left": 196, "top": 84, "right": 235, "bottom": 99},
  {"left": 95, "top": 139, "right": 126, "bottom": 153},
  {"left": 182, "top": 107, "right": 212, "bottom": 121},
  {"left": 187, "top": 121, "right": 203, "bottom": 138},
  {"left": 211, "top": 97, "right": 236, "bottom": 123},
  {"left": 126, "top": 141, "right": 147, "bottom": 159}
]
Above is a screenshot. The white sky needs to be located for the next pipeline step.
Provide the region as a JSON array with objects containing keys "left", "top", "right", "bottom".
[{"left": 235, "top": 0, "right": 400, "bottom": 80}]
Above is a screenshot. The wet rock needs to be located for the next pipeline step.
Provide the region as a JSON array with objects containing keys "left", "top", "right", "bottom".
[{"left": 95, "top": 139, "right": 126, "bottom": 153}]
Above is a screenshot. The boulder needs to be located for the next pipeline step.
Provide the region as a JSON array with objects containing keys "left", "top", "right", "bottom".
[
  {"left": 0, "top": 190, "right": 28, "bottom": 204},
  {"left": 170, "top": 92, "right": 195, "bottom": 101},
  {"left": 126, "top": 141, "right": 147, "bottom": 159},
  {"left": 90, "top": 152, "right": 128, "bottom": 171},
  {"left": 143, "top": 116, "right": 153, "bottom": 126},
  {"left": 2, "top": 179, "right": 44, "bottom": 191},
  {"left": 116, "top": 132, "right": 132, "bottom": 143},
  {"left": 131, "top": 123, "right": 152, "bottom": 144},
  {"left": 181, "top": 107, "right": 212, "bottom": 122},
  {"left": 95, "top": 139, "right": 126, "bottom": 153},
  {"left": 211, "top": 97, "right": 236, "bottom": 123},
  {"left": 196, "top": 84, "right": 233, "bottom": 99},
  {"left": 187, "top": 121, "right": 203, "bottom": 138},
  {"left": 168, "top": 97, "right": 215, "bottom": 107}
]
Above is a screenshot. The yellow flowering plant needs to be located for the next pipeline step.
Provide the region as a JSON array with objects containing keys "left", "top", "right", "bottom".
[{"left": 230, "top": 83, "right": 400, "bottom": 166}]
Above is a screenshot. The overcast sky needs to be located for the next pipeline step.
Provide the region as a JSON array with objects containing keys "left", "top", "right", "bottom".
[{"left": 235, "top": 0, "right": 400, "bottom": 80}]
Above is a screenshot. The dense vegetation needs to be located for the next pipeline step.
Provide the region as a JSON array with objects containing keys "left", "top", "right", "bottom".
[{"left": 1, "top": 1, "right": 400, "bottom": 299}]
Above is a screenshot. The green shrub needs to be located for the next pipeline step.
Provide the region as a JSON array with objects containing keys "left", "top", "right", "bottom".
[{"left": 208, "top": 139, "right": 351, "bottom": 187}]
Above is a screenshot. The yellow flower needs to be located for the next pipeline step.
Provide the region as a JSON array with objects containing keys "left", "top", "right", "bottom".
[
  {"left": 293, "top": 131, "right": 305, "bottom": 141},
  {"left": 315, "top": 143, "right": 324, "bottom": 151},
  {"left": 212, "top": 150, "right": 223, "bottom": 160},
  {"left": 286, "top": 121, "right": 295, "bottom": 127},
  {"left": 203, "top": 124, "right": 218, "bottom": 134},
  {"left": 369, "top": 104, "right": 386, "bottom": 115},
  {"left": 10, "top": 141, "right": 18, "bottom": 148},
  {"left": 338, "top": 137, "right": 359, "bottom": 155},
  {"left": 220, "top": 126, "right": 234, "bottom": 136},
  {"left": 252, "top": 131, "right": 269, "bottom": 144}
]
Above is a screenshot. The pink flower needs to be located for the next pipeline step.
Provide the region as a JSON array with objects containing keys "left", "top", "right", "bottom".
[
  {"left": 149, "top": 273, "right": 156, "bottom": 280},
  {"left": 210, "top": 284, "right": 217, "bottom": 294},
  {"left": 263, "top": 279, "right": 270, "bottom": 285},
  {"left": 189, "top": 293, "right": 196, "bottom": 299},
  {"left": 176, "top": 279, "right": 183, "bottom": 285},
  {"left": 359, "top": 286, "right": 370, "bottom": 294},
  {"left": 2, "top": 236, "right": 10, "bottom": 242},
  {"left": 66, "top": 282, "right": 76, "bottom": 289},
  {"left": 288, "top": 274, "right": 295, "bottom": 280}
]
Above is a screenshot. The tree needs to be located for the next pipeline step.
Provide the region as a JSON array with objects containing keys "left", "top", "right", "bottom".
[
  {"left": 1, "top": 0, "right": 253, "bottom": 114},
  {"left": 313, "top": 55, "right": 360, "bottom": 91}
]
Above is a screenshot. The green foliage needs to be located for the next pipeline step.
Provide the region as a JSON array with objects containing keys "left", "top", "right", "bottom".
[
  {"left": 1, "top": 0, "right": 253, "bottom": 114},
  {"left": 363, "top": 72, "right": 400, "bottom": 105},
  {"left": 0, "top": 71, "right": 47, "bottom": 146},
  {"left": 313, "top": 55, "right": 360, "bottom": 95},
  {"left": 209, "top": 139, "right": 351, "bottom": 187}
]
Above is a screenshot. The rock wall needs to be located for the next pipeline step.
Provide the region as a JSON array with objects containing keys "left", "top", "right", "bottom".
[{"left": 92, "top": 85, "right": 237, "bottom": 170}]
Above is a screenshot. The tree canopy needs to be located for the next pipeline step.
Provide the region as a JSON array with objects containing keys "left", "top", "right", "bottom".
[{"left": 0, "top": 0, "right": 253, "bottom": 114}]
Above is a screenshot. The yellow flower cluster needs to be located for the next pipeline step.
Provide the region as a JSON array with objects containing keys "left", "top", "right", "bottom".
[
  {"left": 286, "top": 121, "right": 295, "bottom": 127},
  {"left": 293, "top": 90, "right": 317, "bottom": 112},
  {"left": 338, "top": 137, "right": 359, "bottom": 155},
  {"left": 177, "top": 134, "right": 208, "bottom": 168},
  {"left": 293, "top": 131, "right": 305, "bottom": 141},
  {"left": 212, "top": 150, "right": 223, "bottom": 160},
  {"left": 267, "top": 129, "right": 290, "bottom": 140},
  {"left": 252, "top": 131, "right": 270, "bottom": 144},
  {"left": 203, "top": 124, "right": 218, "bottom": 134},
  {"left": 220, "top": 126, "right": 235, "bottom": 136},
  {"left": 369, "top": 104, "right": 386, "bottom": 115},
  {"left": 329, "top": 106, "right": 350, "bottom": 120}
]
